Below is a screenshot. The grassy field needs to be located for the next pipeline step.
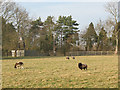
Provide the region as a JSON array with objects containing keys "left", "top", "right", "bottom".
[{"left": 2, "top": 55, "right": 118, "bottom": 88}]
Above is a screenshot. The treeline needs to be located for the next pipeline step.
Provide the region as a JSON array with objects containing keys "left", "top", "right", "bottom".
[
  {"left": 82, "top": 22, "right": 116, "bottom": 51},
  {"left": 1, "top": 1, "right": 120, "bottom": 56}
]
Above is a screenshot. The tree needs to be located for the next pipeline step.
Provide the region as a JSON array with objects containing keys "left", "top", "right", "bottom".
[
  {"left": 28, "top": 16, "right": 56, "bottom": 55},
  {"left": 28, "top": 17, "right": 43, "bottom": 50},
  {"left": 2, "top": 0, "right": 30, "bottom": 50},
  {"left": 1, "top": 0, "right": 16, "bottom": 23},
  {"left": 97, "top": 27, "right": 108, "bottom": 51},
  {"left": 2, "top": 17, "right": 18, "bottom": 56},
  {"left": 1, "top": 0, "right": 31, "bottom": 56},
  {"left": 63, "top": 15, "right": 79, "bottom": 45},
  {"left": 13, "top": 4, "right": 30, "bottom": 50},
  {"left": 44, "top": 16, "right": 56, "bottom": 55},
  {"left": 105, "top": 2, "right": 118, "bottom": 54},
  {"left": 56, "top": 15, "right": 79, "bottom": 55},
  {"left": 56, "top": 16, "right": 64, "bottom": 47},
  {"left": 82, "top": 22, "right": 98, "bottom": 51},
  {"left": 118, "top": 22, "right": 120, "bottom": 51}
]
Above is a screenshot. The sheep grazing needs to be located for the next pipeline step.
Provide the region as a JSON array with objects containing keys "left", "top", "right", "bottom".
[
  {"left": 78, "top": 63, "right": 87, "bottom": 70},
  {"left": 66, "top": 56, "right": 69, "bottom": 59},
  {"left": 14, "top": 62, "right": 24, "bottom": 69},
  {"left": 72, "top": 56, "right": 75, "bottom": 59}
]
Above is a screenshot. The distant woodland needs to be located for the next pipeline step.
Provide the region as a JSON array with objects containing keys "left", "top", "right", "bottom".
[{"left": 1, "top": 1, "right": 120, "bottom": 56}]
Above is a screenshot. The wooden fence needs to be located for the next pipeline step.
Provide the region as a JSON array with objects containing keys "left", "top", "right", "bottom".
[
  {"left": 25, "top": 50, "right": 117, "bottom": 56},
  {"left": 68, "top": 51, "right": 116, "bottom": 56}
]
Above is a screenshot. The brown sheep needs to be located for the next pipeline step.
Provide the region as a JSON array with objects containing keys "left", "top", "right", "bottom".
[
  {"left": 78, "top": 63, "right": 87, "bottom": 70},
  {"left": 14, "top": 62, "right": 24, "bottom": 69},
  {"left": 72, "top": 56, "right": 75, "bottom": 59},
  {"left": 66, "top": 56, "right": 70, "bottom": 59}
]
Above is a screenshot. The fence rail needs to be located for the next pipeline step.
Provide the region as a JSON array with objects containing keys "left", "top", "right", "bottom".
[
  {"left": 25, "top": 50, "right": 117, "bottom": 56},
  {"left": 3, "top": 50, "right": 118, "bottom": 57},
  {"left": 68, "top": 51, "right": 116, "bottom": 56}
]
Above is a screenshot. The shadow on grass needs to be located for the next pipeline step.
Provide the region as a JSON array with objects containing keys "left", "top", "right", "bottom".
[
  {"left": 2, "top": 57, "right": 24, "bottom": 60},
  {"left": 2, "top": 56, "right": 64, "bottom": 60}
]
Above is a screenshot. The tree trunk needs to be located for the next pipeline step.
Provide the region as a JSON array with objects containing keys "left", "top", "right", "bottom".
[
  {"left": 53, "top": 34, "right": 56, "bottom": 56},
  {"left": 118, "top": 30, "right": 120, "bottom": 55},
  {"left": 60, "top": 30, "right": 62, "bottom": 47},
  {"left": 114, "top": 24, "right": 118, "bottom": 54},
  {"left": 115, "top": 35, "right": 118, "bottom": 54}
]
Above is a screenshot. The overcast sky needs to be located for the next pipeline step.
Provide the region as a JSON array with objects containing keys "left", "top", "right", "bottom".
[{"left": 13, "top": 0, "right": 114, "bottom": 30}]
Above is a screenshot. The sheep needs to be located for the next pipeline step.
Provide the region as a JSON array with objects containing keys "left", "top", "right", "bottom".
[
  {"left": 14, "top": 62, "right": 24, "bottom": 69},
  {"left": 72, "top": 56, "right": 75, "bottom": 59},
  {"left": 78, "top": 63, "right": 87, "bottom": 70},
  {"left": 66, "top": 56, "right": 70, "bottom": 59}
]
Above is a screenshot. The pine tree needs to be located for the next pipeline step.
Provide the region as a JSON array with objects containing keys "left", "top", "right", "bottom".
[
  {"left": 97, "top": 27, "right": 108, "bottom": 50},
  {"left": 56, "top": 15, "right": 79, "bottom": 55},
  {"left": 2, "top": 17, "right": 18, "bottom": 56},
  {"left": 82, "top": 22, "right": 98, "bottom": 51}
]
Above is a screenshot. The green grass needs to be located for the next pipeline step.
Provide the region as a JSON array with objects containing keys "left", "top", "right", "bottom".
[{"left": 2, "top": 55, "right": 118, "bottom": 88}]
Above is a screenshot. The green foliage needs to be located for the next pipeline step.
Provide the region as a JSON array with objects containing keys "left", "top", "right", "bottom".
[
  {"left": 97, "top": 27, "right": 108, "bottom": 50},
  {"left": 2, "top": 7, "right": 119, "bottom": 56},
  {"left": 82, "top": 22, "right": 98, "bottom": 51},
  {"left": 118, "top": 22, "right": 120, "bottom": 51},
  {"left": 27, "top": 17, "right": 43, "bottom": 50},
  {"left": 27, "top": 16, "right": 55, "bottom": 53},
  {"left": 2, "top": 17, "right": 18, "bottom": 56},
  {"left": 56, "top": 15, "right": 79, "bottom": 54}
]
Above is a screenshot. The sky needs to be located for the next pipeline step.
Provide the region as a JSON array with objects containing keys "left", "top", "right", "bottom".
[
  {"left": 14, "top": 0, "right": 119, "bottom": 2},
  {"left": 119, "top": 1, "right": 120, "bottom": 22},
  {"left": 14, "top": 1, "right": 112, "bottom": 30}
]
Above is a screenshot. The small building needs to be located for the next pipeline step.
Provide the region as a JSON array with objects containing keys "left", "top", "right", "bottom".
[
  {"left": 11, "top": 50, "right": 16, "bottom": 57},
  {"left": 11, "top": 50, "right": 25, "bottom": 57},
  {"left": 16, "top": 50, "right": 24, "bottom": 57}
]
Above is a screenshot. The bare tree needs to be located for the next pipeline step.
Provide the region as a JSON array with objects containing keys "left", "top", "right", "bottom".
[
  {"left": 1, "top": 0, "right": 30, "bottom": 50},
  {"left": 95, "top": 19, "right": 104, "bottom": 35},
  {"left": 105, "top": 2, "right": 118, "bottom": 54},
  {"left": 13, "top": 4, "right": 31, "bottom": 49},
  {"left": 1, "top": 0, "right": 16, "bottom": 23}
]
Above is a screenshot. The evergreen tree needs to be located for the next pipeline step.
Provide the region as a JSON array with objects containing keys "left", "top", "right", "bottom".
[
  {"left": 56, "top": 15, "right": 79, "bottom": 55},
  {"left": 28, "top": 17, "right": 43, "bottom": 50},
  {"left": 82, "top": 22, "right": 98, "bottom": 51},
  {"left": 97, "top": 27, "right": 108, "bottom": 50},
  {"left": 2, "top": 17, "right": 18, "bottom": 56},
  {"left": 44, "top": 16, "right": 55, "bottom": 54}
]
